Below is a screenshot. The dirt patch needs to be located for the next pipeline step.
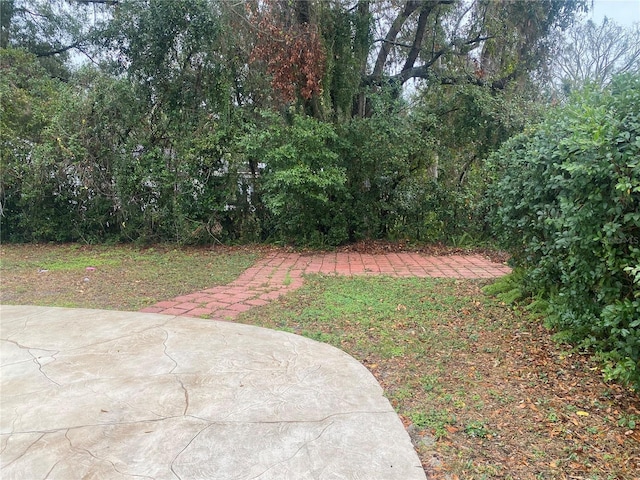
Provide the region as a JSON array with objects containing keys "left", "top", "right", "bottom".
[{"left": 286, "top": 239, "right": 511, "bottom": 264}]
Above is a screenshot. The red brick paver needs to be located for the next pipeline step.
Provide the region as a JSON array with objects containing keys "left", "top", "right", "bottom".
[{"left": 140, "top": 252, "right": 511, "bottom": 320}]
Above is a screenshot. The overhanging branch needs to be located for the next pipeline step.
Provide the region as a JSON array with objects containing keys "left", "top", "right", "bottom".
[
  {"left": 372, "top": 0, "right": 421, "bottom": 78},
  {"left": 35, "top": 41, "right": 81, "bottom": 57},
  {"left": 75, "top": 0, "right": 120, "bottom": 5},
  {"left": 372, "top": 38, "right": 413, "bottom": 49}
]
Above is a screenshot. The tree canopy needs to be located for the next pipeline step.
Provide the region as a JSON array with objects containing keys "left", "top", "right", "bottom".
[{"left": 1, "top": 0, "right": 594, "bottom": 246}]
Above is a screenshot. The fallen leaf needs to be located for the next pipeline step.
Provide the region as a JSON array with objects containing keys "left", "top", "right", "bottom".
[{"left": 576, "top": 411, "right": 589, "bottom": 417}]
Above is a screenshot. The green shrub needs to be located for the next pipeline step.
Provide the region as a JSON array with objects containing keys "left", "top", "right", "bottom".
[
  {"left": 337, "top": 108, "right": 456, "bottom": 243},
  {"left": 251, "top": 113, "right": 349, "bottom": 247},
  {"left": 486, "top": 74, "right": 640, "bottom": 389}
]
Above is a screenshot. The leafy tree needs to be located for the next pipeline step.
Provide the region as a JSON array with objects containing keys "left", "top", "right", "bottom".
[
  {"left": 1, "top": 52, "right": 137, "bottom": 242},
  {"left": 102, "top": 0, "right": 230, "bottom": 122},
  {"left": 1, "top": 0, "right": 592, "bottom": 247},
  {"left": 336, "top": 94, "right": 437, "bottom": 240},
  {"left": 407, "top": 80, "right": 540, "bottom": 242},
  {"left": 0, "top": 48, "right": 69, "bottom": 240},
  {"left": 94, "top": 0, "right": 250, "bottom": 243},
  {"left": 1, "top": 0, "right": 257, "bottom": 243},
  {"left": 0, "top": 0, "right": 110, "bottom": 77}
]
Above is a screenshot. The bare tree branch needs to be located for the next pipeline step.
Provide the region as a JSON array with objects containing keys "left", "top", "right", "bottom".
[
  {"left": 551, "top": 18, "right": 640, "bottom": 92},
  {"left": 402, "top": 2, "right": 435, "bottom": 72},
  {"left": 35, "top": 41, "right": 81, "bottom": 57},
  {"left": 74, "top": 0, "right": 119, "bottom": 5},
  {"left": 373, "top": 38, "right": 414, "bottom": 48},
  {"left": 372, "top": 0, "right": 422, "bottom": 78}
]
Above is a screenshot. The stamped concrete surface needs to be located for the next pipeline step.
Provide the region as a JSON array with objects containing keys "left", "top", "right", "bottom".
[{"left": 0, "top": 305, "right": 427, "bottom": 480}]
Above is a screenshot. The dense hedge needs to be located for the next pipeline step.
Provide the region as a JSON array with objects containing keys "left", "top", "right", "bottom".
[
  {"left": 1, "top": 51, "right": 487, "bottom": 247},
  {"left": 486, "top": 74, "right": 640, "bottom": 389},
  {"left": 237, "top": 110, "right": 484, "bottom": 247}
]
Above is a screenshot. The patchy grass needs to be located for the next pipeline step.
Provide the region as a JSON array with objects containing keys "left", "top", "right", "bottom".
[
  {"left": 1, "top": 244, "right": 638, "bottom": 479},
  {"left": 0, "top": 243, "right": 259, "bottom": 311},
  {"left": 238, "top": 275, "right": 640, "bottom": 480}
]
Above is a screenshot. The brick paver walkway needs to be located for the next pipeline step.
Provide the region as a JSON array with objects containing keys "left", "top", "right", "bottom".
[{"left": 140, "top": 252, "right": 511, "bottom": 320}]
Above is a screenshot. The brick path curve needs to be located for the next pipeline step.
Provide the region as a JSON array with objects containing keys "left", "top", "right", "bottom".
[{"left": 140, "top": 252, "right": 511, "bottom": 320}]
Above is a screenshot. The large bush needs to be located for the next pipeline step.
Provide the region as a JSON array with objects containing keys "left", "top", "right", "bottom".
[
  {"left": 486, "top": 74, "right": 640, "bottom": 388},
  {"left": 238, "top": 113, "right": 349, "bottom": 247},
  {"left": 0, "top": 49, "right": 82, "bottom": 241},
  {"left": 0, "top": 50, "right": 253, "bottom": 244},
  {"left": 337, "top": 110, "right": 435, "bottom": 241}
]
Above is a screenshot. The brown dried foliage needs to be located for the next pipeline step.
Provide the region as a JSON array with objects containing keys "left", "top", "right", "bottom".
[{"left": 248, "top": 1, "right": 326, "bottom": 103}]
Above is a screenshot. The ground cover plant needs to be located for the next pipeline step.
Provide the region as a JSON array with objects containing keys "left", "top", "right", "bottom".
[{"left": 1, "top": 244, "right": 638, "bottom": 479}]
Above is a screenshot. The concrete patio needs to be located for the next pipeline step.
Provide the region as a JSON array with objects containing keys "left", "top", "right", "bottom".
[{"left": 0, "top": 305, "right": 427, "bottom": 479}]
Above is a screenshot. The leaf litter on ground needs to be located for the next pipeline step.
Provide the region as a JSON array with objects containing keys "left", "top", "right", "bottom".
[
  {"left": 238, "top": 275, "right": 640, "bottom": 480},
  {"left": 1, "top": 244, "right": 638, "bottom": 479}
]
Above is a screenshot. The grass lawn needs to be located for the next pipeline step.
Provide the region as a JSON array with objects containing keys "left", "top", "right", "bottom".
[
  {"left": 0, "top": 243, "right": 259, "bottom": 310},
  {"left": 238, "top": 275, "right": 640, "bottom": 480},
  {"left": 1, "top": 244, "right": 639, "bottom": 479}
]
